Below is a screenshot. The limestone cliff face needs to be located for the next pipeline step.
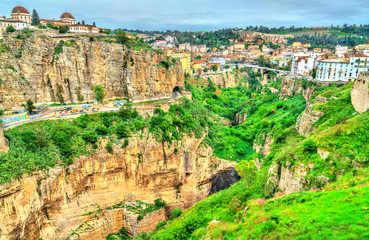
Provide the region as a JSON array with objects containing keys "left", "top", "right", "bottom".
[
  {"left": 205, "top": 72, "right": 248, "bottom": 89},
  {"left": 0, "top": 135, "right": 235, "bottom": 240},
  {"left": 280, "top": 76, "right": 302, "bottom": 97},
  {"left": 0, "top": 126, "right": 8, "bottom": 153},
  {"left": 233, "top": 111, "right": 247, "bottom": 125},
  {"left": 253, "top": 133, "right": 273, "bottom": 157},
  {"left": 296, "top": 95, "right": 327, "bottom": 137},
  {"left": 295, "top": 102, "right": 324, "bottom": 137},
  {"left": 265, "top": 162, "right": 314, "bottom": 195},
  {"left": 351, "top": 72, "right": 369, "bottom": 114},
  {"left": 0, "top": 32, "right": 184, "bottom": 109}
]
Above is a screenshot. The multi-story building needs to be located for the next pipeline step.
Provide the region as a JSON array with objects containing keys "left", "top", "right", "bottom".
[
  {"left": 335, "top": 45, "right": 349, "bottom": 58},
  {"left": 0, "top": 6, "right": 31, "bottom": 32},
  {"left": 316, "top": 55, "right": 369, "bottom": 82},
  {"left": 170, "top": 52, "right": 191, "bottom": 74},
  {"left": 68, "top": 24, "right": 99, "bottom": 34}
]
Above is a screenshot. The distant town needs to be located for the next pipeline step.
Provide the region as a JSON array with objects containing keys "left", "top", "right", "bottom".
[
  {"left": 146, "top": 31, "right": 369, "bottom": 82},
  {"left": 0, "top": 5, "right": 368, "bottom": 83}
]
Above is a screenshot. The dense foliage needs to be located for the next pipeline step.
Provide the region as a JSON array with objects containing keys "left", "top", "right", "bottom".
[{"left": 287, "top": 34, "right": 368, "bottom": 49}]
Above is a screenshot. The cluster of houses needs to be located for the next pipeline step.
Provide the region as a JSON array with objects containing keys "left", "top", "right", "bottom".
[
  {"left": 0, "top": 6, "right": 100, "bottom": 34},
  {"left": 291, "top": 44, "right": 369, "bottom": 82},
  {"left": 149, "top": 30, "right": 369, "bottom": 82}
]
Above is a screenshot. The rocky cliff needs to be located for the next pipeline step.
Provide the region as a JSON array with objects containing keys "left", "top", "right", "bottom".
[
  {"left": 205, "top": 71, "right": 248, "bottom": 89},
  {"left": 0, "top": 134, "right": 235, "bottom": 240},
  {"left": 351, "top": 72, "right": 369, "bottom": 114},
  {"left": 295, "top": 96, "right": 327, "bottom": 136},
  {"left": 0, "top": 125, "right": 8, "bottom": 153},
  {"left": 280, "top": 76, "right": 302, "bottom": 97},
  {"left": 0, "top": 31, "right": 184, "bottom": 109}
]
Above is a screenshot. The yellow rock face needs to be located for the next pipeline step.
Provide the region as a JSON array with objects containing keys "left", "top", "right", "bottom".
[
  {"left": 0, "top": 31, "right": 184, "bottom": 109},
  {"left": 0, "top": 134, "right": 235, "bottom": 240}
]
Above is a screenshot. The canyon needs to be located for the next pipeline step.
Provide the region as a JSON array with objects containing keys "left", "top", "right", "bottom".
[{"left": 0, "top": 134, "right": 235, "bottom": 240}]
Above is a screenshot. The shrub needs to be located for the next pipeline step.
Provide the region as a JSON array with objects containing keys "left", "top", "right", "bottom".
[
  {"left": 156, "top": 221, "right": 167, "bottom": 230},
  {"left": 137, "top": 215, "right": 144, "bottom": 221},
  {"left": 102, "top": 116, "right": 112, "bottom": 128},
  {"left": 6, "top": 26, "right": 16, "bottom": 33},
  {"left": 59, "top": 25, "right": 69, "bottom": 34},
  {"left": 170, "top": 209, "right": 183, "bottom": 220},
  {"left": 303, "top": 139, "right": 317, "bottom": 153},
  {"left": 122, "top": 139, "right": 129, "bottom": 148},
  {"left": 106, "top": 142, "right": 113, "bottom": 153},
  {"left": 116, "top": 124, "right": 130, "bottom": 139},
  {"left": 154, "top": 198, "right": 166, "bottom": 208},
  {"left": 82, "top": 131, "right": 98, "bottom": 144},
  {"left": 96, "top": 125, "right": 108, "bottom": 135}
]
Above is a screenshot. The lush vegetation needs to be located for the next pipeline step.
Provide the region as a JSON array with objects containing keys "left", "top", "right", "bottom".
[
  {"left": 287, "top": 34, "right": 368, "bottom": 49},
  {"left": 0, "top": 108, "right": 144, "bottom": 184}
]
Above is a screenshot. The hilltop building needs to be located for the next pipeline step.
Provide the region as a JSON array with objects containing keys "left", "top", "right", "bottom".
[
  {"left": 0, "top": 6, "right": 31, "bottom": 32},
  {"left": 1, "top": 6, "right": 100, "bottom": 34}
]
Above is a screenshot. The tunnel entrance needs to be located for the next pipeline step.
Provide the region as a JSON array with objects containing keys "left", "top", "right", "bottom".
[{"left": 172, "top": 86, "right": 181, "bottom": 98}]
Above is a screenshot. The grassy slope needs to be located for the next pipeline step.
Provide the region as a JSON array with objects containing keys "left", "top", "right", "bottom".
[{"left": 135, "top": 80, "right": 369, "bottom": 239}]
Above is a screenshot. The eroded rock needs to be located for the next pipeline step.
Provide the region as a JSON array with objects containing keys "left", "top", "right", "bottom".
[{"left": 351, "top": 72, "right": 369, "bottom": 114}]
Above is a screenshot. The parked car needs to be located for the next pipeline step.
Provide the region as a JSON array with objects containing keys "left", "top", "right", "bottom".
[{"left": 3, "top": 125, "right": 9, "bottom": 129}]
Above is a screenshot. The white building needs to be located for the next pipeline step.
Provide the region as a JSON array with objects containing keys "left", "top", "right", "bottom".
[
  {"left": 210, "top": 57, "right": 227, "bottom": 65},
  {"left": 335, "top": 45, "right": 349, "bottom": 58},
  {"left": 291, "top": 54, "right": 316, "bottom": 76},
  {"left": 316, "top": 55, "right": 369, "bottom": 82},
  {"left": 163, "top": 35, "right": 177, "bottom": 43},
  {"left": 0, "top": 6, "right": 31, "bottom": 32},
  {"left": 68, "top": 24, "right": 99, "bottom": 34}
]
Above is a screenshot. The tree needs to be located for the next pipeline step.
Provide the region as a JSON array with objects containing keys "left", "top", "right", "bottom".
[
  {"left": 93, "top": 85, "right": 105, "bottom": 103},
  {"left": 195, "top": 55, "right": 201, "bottom": 60},
  {"left": 93, "top": 22, "right": 96, "bottom": 26},
  {"left": 56, "top": 84, "right": 65, "bottom": 104},
  {"left": 6, "top": 26, "right": 16, "bottom": 33},
  {"left": 311, "top": 68, "right": 317, "bottom": 79},
  {"left": 46, "top": 22, "right": 58, "bottom": 30},
  {"left": 75, "top": 87, "right": 84, "bottom": 102},
  {"left": 22, "top": 100, "right": 36, "bottom": 115},
  {"left": 31, "top": 9, "right": 40, "bottom": 26},
  {"left": 211, "top": 64, "right": 218, "bottom": 72},
  {"left": 81, "top": 20, "right": 85, "bottom": 25},
  {"left": 59, "top": 25, "right": 69, "bottom": 34}
]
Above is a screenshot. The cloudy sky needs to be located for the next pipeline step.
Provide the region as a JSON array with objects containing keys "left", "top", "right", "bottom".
[{"left": 1, "top": 0, "right": 368, "bottom": 31}]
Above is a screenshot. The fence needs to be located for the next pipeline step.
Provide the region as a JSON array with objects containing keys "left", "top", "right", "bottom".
[{"left": 1, "top": 114, "right": 28, "bottom": 124}]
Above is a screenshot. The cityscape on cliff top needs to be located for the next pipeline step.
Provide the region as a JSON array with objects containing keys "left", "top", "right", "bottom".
[{"left": 0, "top": 1, "right": 369, "bottom": 240}]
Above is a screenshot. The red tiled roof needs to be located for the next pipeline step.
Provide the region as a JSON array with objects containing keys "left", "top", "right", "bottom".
[
  {"left": 12, "top": 6, "right": 29, "bottom": 14},
  {"left": 193, "top": 60, "right": 206, "bottom": 64},
  {"left": 61, "top": 12, "right": 74, "bottom": 19}
]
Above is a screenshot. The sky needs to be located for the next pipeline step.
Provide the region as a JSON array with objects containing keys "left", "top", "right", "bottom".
[{"left": 0, "top": 0, "right": 368, "bottom": 31}]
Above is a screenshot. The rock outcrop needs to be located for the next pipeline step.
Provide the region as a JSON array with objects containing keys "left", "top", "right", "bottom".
[
  {"left": 0, "top": 134, "right": 235, "bottom": 240},
  {"left": 233, "top": 111, "right": 247, "bottom": 125},
  {"left": 253, "top": 133, "right": 273, "bottom": 157},
  {"left": 0, "top": 125, "right": 8, "bottom": 153},
  {"left": 280, "top": 76, "right": 302, "bottom": 97},
  {"left": 296, "top": 102, "right": 324, "bottom": 136},
  {"left": 0, "top": 31, "right": 184, "bottom": 109},
  {"left": 265, "top": 162, "right": 313, "bottom": 195},
  {"left": 351, "top": 72, "right": 369, "bottom": 114},
  {"left": 205, "top": 72, "right": 248, "bottom": 89}
]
